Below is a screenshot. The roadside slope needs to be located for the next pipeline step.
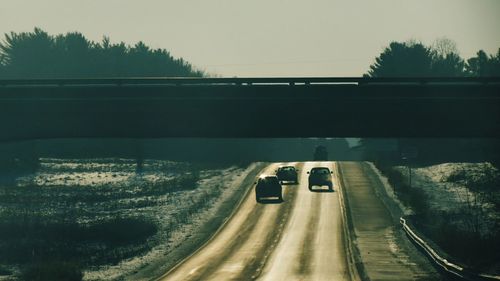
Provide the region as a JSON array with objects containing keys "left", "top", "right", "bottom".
[{"left": 338, "top": 162, "right": 439, "bottom": 281}]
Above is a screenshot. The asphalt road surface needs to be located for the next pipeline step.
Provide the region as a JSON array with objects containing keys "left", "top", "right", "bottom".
[{"left": 159, "top": 162, "right": 351, "bottom": 281}]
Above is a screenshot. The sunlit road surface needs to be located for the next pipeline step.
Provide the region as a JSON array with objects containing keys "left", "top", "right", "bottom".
[{"left": 159, "top": 162, "right": 351, "bottom": 281}]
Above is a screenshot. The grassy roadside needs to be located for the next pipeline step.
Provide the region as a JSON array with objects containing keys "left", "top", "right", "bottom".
[
  {"left": 374, "top": 162, "right": 500, "bottom": 274},
  {"left": 0, "top": 159, "right": 259, "bottom": 280}
]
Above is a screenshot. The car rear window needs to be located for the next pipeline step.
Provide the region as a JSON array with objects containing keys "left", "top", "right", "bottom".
[
  {"left": 312, "top": 168, "right": 329, "bottom": 174},
  {"left": 264, "top": 177, "right": 279, "bottom": 184}
]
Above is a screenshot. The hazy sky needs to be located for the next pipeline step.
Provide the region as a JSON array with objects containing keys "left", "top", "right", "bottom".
[{"left": 1, "top": 0, "right": 499, "bottom": 77}]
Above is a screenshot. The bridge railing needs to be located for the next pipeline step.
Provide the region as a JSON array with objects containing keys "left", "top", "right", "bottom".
[{"left": 1, "top": 76, "right": 499, "bottom": 87}]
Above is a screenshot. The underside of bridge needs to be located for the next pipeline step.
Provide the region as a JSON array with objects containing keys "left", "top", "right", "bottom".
[{"left": 1, "top": 77, "right": 499, "bottom": 141}]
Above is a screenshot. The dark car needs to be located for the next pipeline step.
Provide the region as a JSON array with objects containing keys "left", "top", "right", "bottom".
[
  {"left": 275, "top": 166, "right": 298, "bottom": 184},
  {"left": 255, "top": 175, "right": 283, "bottom": 202},
  {"left": 307, "top": 167, "right": 333, "bottom": 191}
]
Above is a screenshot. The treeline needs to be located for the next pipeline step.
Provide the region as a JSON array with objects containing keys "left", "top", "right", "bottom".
[
  {"left": 366, "top": 38, "right": 500, "bottom": 77},
  {"left": 1, "top": 29, "right": 498, "bottom": 79},
  {"left": 362, "top": 39, "right": 500, "bottom": 165},
  {"left": 0, "top": 28, "right": 204, "bottom": 78}
]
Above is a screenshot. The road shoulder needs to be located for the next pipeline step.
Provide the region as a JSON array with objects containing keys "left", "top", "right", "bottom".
[{"left": 338, "top": 161, "right": 439, "bottom": 281}]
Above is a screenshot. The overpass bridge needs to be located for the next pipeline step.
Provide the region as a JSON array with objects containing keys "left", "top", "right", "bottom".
[
  {"left": 1, "top": 77, "right": 499, "bottom": 280},
  {"left": 1, "top": 77, "right": 499, "bottom": 141}
]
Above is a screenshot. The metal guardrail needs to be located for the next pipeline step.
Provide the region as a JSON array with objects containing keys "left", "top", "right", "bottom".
[
  {"left": 400, "top": 217, "right": 500, "bottom": 281},
  {"left": 0, "top": 76, "right": 499, "bottom": 87}
]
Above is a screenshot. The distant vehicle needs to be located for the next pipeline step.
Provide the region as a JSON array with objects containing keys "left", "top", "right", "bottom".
[
  {"left": 275, "top": 166, "right": 298, "bottom": 184},
  {"left": 307, "top": 167, "right": 333, "bottom": 191},
  {"left": 255, "top": 175, "right": 283, "bottom": 202},
  {"left": 313, "top": 145, "right": 328, "bottom": 161}
]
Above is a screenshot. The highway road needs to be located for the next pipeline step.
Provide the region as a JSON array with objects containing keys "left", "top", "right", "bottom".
[{"left": 159, "top": 161, "right": 352, "bottom": 281}]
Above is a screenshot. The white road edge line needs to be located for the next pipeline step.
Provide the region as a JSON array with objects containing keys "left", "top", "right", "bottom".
[{"left": 335, "top": 162, "right": 361, "bottom": 281}]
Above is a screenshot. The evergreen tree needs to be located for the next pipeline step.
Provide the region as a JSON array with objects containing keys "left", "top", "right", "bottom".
[
  {"left": 0, "top": 28, "right": 203, "bottom": 78},
  {"left": 431, "top": 52, "right": 466, "bottom": 76},
  {"left": 365, "top": 38, "right": 500, "bottom": 78},
  {"left": 466, "top": 49, "right": 500, "bottom": 77},
  {"left": 367, "top": 41, "right": 434, "bottom": 77}
]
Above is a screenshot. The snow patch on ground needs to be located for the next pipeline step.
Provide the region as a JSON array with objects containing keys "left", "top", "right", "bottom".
[
  {"left": 1, "top": 158, "right": 261, "bottom": 281},
  {"left": 16, "top": 158, "right": 180, "bottom": 188},
  {"left": 393, "top": 163, "right": 497, "bottom": 217},
  {"left": 83, "top": 163, "right": 259, "bottom": 281}
]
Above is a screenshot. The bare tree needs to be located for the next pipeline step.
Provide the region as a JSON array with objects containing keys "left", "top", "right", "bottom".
[{"left": 432, "top": 37, "right": 459, "bottom": 58}]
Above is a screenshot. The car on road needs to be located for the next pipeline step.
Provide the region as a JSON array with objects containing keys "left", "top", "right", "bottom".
[
  {"left": 255, "top": 175, "right": 283, "bottom": 202},
  {"left": 275, "top": 165, "right": 298, "bottom": 184},
  {"left": 307, "top": 167, "right": 333, "bottom": 191}
]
